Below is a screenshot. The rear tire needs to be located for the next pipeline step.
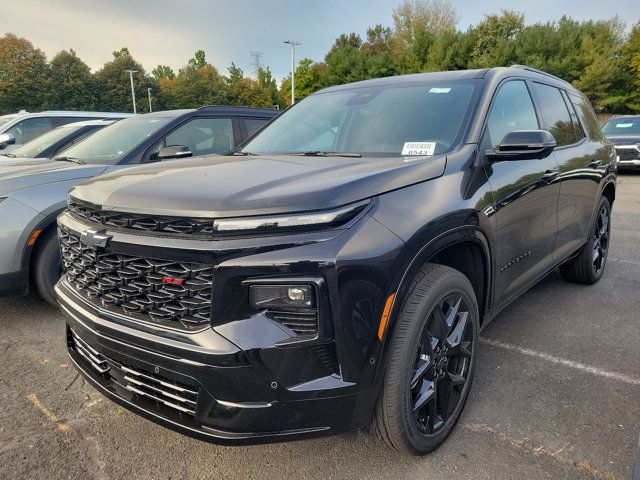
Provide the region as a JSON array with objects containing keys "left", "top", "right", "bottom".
[
  {"left": 560, "top": 196, "right": 611, "bottom": 285},
  {"left": 373, "top": 263, "right": 479, "bottom": 455},
  {"left": 32, "top": 229, "right": 62, "bottom": 306}
]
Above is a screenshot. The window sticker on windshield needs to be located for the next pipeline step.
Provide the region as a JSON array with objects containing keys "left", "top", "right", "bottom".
[
  {"left": 402, "top": 142, "right": 436, "bottom": 156},
  {"left": 616, "top": 123, "right": 633, "bottom": 128},
  {"left": 429, "top": 87, "right": 451, "bottom": 94}
]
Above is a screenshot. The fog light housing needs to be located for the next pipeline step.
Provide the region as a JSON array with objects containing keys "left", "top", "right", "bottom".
[{"left": 249, "top": 284, "right": 315, "bottom": 309}]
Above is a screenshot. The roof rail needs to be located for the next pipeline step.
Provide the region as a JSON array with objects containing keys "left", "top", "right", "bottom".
[
  {"left": 510, "top": 65, "right": 572, "bottom": 87},
  {"left": 196, "top": 105, "right": 277, "bottom": 111}
]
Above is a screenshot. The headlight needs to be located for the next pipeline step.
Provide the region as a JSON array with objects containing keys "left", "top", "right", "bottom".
[{"left": 212, "top": 200, "right": 369, "bottom": 233}]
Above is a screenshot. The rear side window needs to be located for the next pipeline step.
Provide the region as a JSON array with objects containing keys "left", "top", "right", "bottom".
[
  {"left": 6, "top": 117, "right": 53, "bottom": 144},
  {"left": 244, "top": 118, "right": 270, "bottom": 138},
  {"left": 532, "top": 83, "right": 577, "bottom": 147},
  {"left": 571, "top": 94, "right": 604, "bottom": 140},
  {"left": 485, "top": 80, "right": 539, "bottom": 148},
  {"left": 561, "top": 91, "right": 586, "bottom": 142}
]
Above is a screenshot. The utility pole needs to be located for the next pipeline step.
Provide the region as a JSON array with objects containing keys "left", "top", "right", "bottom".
[
  {"left": 147, "top": 88, "right": 152, "bottom": 113},
  {"left": 284, "top": 40, "right": 301, "bottom": 105},
  {"left": 125, "top": 69, "right": 138, "bottom": 114},
  {"left": 249, "top": 51, "right": 263, "bottom": 79}
]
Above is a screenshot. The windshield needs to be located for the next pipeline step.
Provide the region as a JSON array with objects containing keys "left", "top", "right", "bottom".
[
  {"left": 602, "top": 117, "right": 640, "bottom": 136},
  {"left": 57, "top": 115, "right": 174, "bottom": 164},
  {"left": 242, "top": 80, "right": 479, "bottom": 157},
  {"left": 0, "top": 115, "right": 18, "bottom": 129},
  {"left": 9, "top": 124, "right": 86, "bottom": 158}
]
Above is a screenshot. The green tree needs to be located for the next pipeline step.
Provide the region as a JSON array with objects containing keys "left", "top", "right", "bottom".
[
  {"left": 391, "top": 0, "right": 458, "bottom": 72},
  {"left": 573, "top": 18, "right": 628, "bottom": 112},
  {"left": 94, "top": 47, "right": 152, "bottom": 112},
  {"left": 152, "top": 65, "right": 175, "bottom": 80},
  {"left": 623, "top": 22, "right": 640, "bottom": 111},
  {"left": 467, "top": 10, "right": 525, "bottom": 68},
  {"left": 46, "top": 49, "right": 96, "bottom": 110},
  {"left": 324, "top": 33, "right": 367, "bottom": 86},
  {"left": 165, "top": 51, "right": 225, "bottom": 108},
  {"left": 0, "top": 33, "right": 49, "bottom": 114},
  {"left": 257, "top": 66, "right": 281, "bottom": 107}
]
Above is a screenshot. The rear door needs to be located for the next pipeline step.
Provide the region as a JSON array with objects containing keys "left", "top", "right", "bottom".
[
  {"left": 482, "top": 79, "right": 561, "bottom": 305},
  {"left": 530, "top": 83, "right": 604, "bottom": 262}
]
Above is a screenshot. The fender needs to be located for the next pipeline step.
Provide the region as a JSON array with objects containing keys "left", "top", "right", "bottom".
[
  {"left": 370, "top": 224, "right": 492, "bottom": 388},
  {"left": 19, "top": 204, "right": 66, "bottom": 272}
]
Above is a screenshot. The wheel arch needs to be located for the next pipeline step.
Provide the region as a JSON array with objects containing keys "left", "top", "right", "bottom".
[
  {"left": 384, "top": 225, "right": 492, "bottom": 339},
  {"left": 21, "top": 208, "right": 64, "bottom": 277}
]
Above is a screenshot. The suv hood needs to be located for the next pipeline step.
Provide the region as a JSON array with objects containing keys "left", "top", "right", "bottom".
[
  {"left": 70, "top": 154, "right": 448, "bottom": 218},
  {"left": 605, "top": 134, "right": 640, "bottom": 145},
  {"left": 0, "top": 160, "right": 107, "bottom": 196}
]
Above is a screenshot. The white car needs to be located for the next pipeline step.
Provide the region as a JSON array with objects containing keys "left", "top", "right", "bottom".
[{"left": 0, "top": 110, "right": 130, "bottom": 153}]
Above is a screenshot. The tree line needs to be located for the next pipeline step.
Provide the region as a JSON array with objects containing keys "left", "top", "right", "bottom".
[{"left": 1, "top": 0, "right": 639, "bottom": 116}]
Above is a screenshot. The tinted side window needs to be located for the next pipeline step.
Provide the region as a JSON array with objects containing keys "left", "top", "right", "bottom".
[
  {"left": 6, "top": 117, "right": 53, "bottom": 143},
  {"left": 532, "top": 83, "right": 577, "bottom": 147},
  {"left": 150, "top": 117, "right": 234, "bottom": 161},
  {"left": 244, "top": 118, "right": 270, "bottom": 138},
  {"left": 569, "top": 93, "right": 603, "bottom": 141},
  {"left": 562, "top": 91, "right": 586, "bottom": 142},
  {"left": 486, "top": 80, "right": 539, "bottom": 148}
]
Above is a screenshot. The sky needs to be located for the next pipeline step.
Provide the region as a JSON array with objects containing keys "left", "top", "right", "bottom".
[{"left": 5, "top": 0, "right": 640, "bottom": 81}]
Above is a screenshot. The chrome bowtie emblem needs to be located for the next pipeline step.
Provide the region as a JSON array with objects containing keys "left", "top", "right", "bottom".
[{"left": 80, "top": 228, "right": 112, "bottom": 249}]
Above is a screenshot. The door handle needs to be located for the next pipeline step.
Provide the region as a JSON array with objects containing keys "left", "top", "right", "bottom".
[{"left": 589, "top": 160, "right": 602, "bottom": 168}]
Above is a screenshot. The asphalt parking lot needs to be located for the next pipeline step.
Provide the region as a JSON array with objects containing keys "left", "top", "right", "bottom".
[{"left": 1, "top": 174, "right": 639, "bottom": 480}]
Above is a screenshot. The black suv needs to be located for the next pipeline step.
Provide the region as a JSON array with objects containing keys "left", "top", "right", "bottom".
[{"left": 56, "top": 66, "right": 615, "bottom": 455}]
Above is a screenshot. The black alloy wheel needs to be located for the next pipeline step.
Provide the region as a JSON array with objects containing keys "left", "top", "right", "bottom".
[
  {"left": 592, "top": 204, "right": 610, "bottom": 276},
  {"left": 411, "top": 294, "right": 473, "bottom": 435}
]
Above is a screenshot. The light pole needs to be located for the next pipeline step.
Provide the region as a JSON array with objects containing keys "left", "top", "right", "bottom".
[
  {"left": 284, "top": 40, "right": 301, "bottom": 105},
  {"left": 147, "top": 88, "right": 152, "bottom": 113},
  {"left": 125, "top": 69, "right": 138, "bottom": 113}
]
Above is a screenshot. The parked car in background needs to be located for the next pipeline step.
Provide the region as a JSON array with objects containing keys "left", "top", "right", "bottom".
[
  {"left": 0, "top": 106, "right": 278, "bottom": 305},
  {"left": 55, "top": 66, "right": 615, "bottom": 454},
  {"left": 0, "top": 119, "right": 127, "bottom": 163},
  {"left": 0, "top": 110, "right": 130, "bottom": 153},
  {"left": 602, "top": 115, "right": 640, "bottom": 170}
]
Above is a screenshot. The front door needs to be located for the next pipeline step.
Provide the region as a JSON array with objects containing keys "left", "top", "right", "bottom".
[{"left": 482, "top": 80, "right": 561, "bottom": 306}]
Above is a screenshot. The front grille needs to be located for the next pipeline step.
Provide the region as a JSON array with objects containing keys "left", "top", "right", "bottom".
[
  {"left": 69, "top": 329, "right": 199, "bottom": 416},
  {"left": 267, "top": 309, "right": 319, "bottom": 336},
  {"left": 616, "top": 147, "right": 640, "bottom": 161},
  {"left": 68, "top": 198, "right": 215, "bottom": 236},
  {"left": 60, "top": 227, "right": 214, "bottom": 331}
]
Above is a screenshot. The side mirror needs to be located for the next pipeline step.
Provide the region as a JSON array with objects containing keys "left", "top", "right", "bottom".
[
  {"left": 486, "top": 130, "right": 556, "bottom": 161},
  {"left": 157, "top": 145, "right": 192, "bottom": 160},
  {"left": 0, "top": 133, "right": 16, "bottom": 149}
]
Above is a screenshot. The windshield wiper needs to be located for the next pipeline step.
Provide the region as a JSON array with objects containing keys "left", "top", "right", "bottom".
[
  {"left": 290, "top": 151, "right": 362, "bottom": 158},
  {"left": 2, "top": 152, "right": 16, "bottom": 158},
  {"left": 233, "top": 151, "right": 256, "bottom": 156},
  {"left": 54, "top": 156, "right": 85, "bottom": 164}
]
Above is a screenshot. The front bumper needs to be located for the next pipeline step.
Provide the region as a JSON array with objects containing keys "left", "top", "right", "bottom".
[
  {"left": 57, "top": 280, "right": 373, "bottom": 444},
  {"left": 53, "top": 206, "right": 404, "bottom": 444},
  {"left": 615, "top": 146, "right": 640, "bottom": 169}
]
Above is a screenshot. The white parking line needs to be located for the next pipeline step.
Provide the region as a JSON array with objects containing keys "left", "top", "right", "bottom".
[{"left": 480, "top": 337, "right": 640, "bottom": 387}]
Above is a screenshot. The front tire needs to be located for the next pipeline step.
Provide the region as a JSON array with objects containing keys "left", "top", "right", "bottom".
[
  {"left": 560, "top": 196, "right": 611, "bottom": 285},
  {"left": 374, "top": 263, "right": 479, "bottom": 455},
  {"left": 32, "top": 229, "right": 62, "bottom": 306}
]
